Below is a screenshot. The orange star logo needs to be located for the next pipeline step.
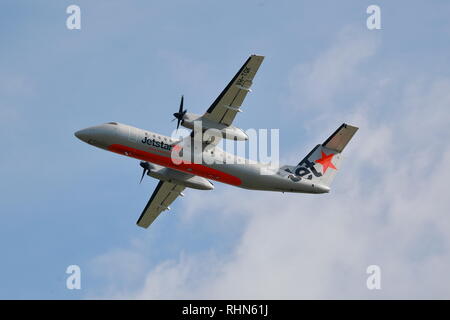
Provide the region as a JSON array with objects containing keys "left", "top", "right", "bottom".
[{"left": 315, "top": 151, "right": 337, "bottom": 174}]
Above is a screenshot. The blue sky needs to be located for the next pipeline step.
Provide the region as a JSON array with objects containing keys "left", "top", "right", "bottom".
[{"left": 1, "top": 0, "right": 450, "bottom": 299}]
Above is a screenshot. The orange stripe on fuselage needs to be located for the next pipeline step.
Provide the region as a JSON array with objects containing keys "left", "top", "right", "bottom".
[{"left": 107, "top": 144, "right": 242, "bottom": 186}]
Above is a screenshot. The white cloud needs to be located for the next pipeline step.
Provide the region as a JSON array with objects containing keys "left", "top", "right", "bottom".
[
  {"left": 86, "top": 247, "right": 150, "bottom": 298},
  {"left": 88, "top": 26, "right": 450, "bottom": 299},
  {"left": 289, "top": 26, "right": 379, "bottom": 110}
]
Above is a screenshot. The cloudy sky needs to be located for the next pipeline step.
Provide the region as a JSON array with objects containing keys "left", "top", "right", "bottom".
[{"left": 1, "top": 0, "right": 450, "bottom": 299}]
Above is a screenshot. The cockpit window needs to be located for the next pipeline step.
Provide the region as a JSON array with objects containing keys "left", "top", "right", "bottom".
[{"left": 107, "top": 122, "right": 118, "bottom": 125}]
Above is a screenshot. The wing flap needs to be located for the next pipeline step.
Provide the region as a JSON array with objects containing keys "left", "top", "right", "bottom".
[
  {"left": 203, "top": 54, "right": 264, "bottom": 126},
  {"left": 136, "top": 180, "right": 185, "bottom": 228}
]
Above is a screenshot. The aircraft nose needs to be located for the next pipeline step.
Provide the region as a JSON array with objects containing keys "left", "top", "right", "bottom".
[
  {"left": 74, "top": 128, "right": 91, "bottom": 142},
  {"left": 74, "top": 124, "right": 118, "bottom": 149}
]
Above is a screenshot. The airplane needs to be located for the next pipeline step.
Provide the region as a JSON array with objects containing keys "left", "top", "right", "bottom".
[{"left": 75, "top": 54, "right": 358, "bottom": 228}]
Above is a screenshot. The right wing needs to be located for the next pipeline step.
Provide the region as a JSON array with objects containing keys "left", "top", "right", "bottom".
[
  {"left": 136, "top": 180, "right": 185, "bottom": 228},
  {"left": 202, "top": 54, "right": 264, "bottom": 126}
]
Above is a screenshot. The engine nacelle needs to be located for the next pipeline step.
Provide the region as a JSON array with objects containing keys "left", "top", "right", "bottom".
[
  {"left": 146, "top": 165, "right": 214, "bottom": 190},
  {"left": 181, "top": 113, "right": 248, "bottom": 141}
]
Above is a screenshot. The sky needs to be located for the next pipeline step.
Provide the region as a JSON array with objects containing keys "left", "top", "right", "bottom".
[{"left": 1, "top": 0, "right": 450, "bottom": 299}]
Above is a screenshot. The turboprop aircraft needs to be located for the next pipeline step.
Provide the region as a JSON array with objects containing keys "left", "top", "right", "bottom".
[{"left": 75, "top": 54, "right": 358, "bottom": 228}]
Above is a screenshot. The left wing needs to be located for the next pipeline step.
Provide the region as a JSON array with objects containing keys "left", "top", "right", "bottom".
[
  {"left": 136, "top": 180, "right": 185, "bottom": 228},
  {"left": 202, "top": 54, "right": 264, "bottom": 126}
]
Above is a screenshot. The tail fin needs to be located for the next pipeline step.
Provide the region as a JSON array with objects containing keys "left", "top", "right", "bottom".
[{"left": 292, "top": 123, "right": 358, "bottom": 187}]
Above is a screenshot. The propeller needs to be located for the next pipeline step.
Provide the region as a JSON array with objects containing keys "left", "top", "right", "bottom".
[
  {"left": 172, "top": 95, "right": 187, "bottom": 130},
  {"left": 139, "top": 161, "right": 152, "bottom": 184}
]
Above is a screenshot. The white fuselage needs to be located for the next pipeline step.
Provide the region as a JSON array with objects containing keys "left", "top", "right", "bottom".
[{"left": 75, "top": 122, "right": 330, "bottom": 194}]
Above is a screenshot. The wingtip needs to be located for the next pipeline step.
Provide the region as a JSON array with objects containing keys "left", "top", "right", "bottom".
[{"left": 343, "top": 123, "right": 359, "bottom": 131}]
